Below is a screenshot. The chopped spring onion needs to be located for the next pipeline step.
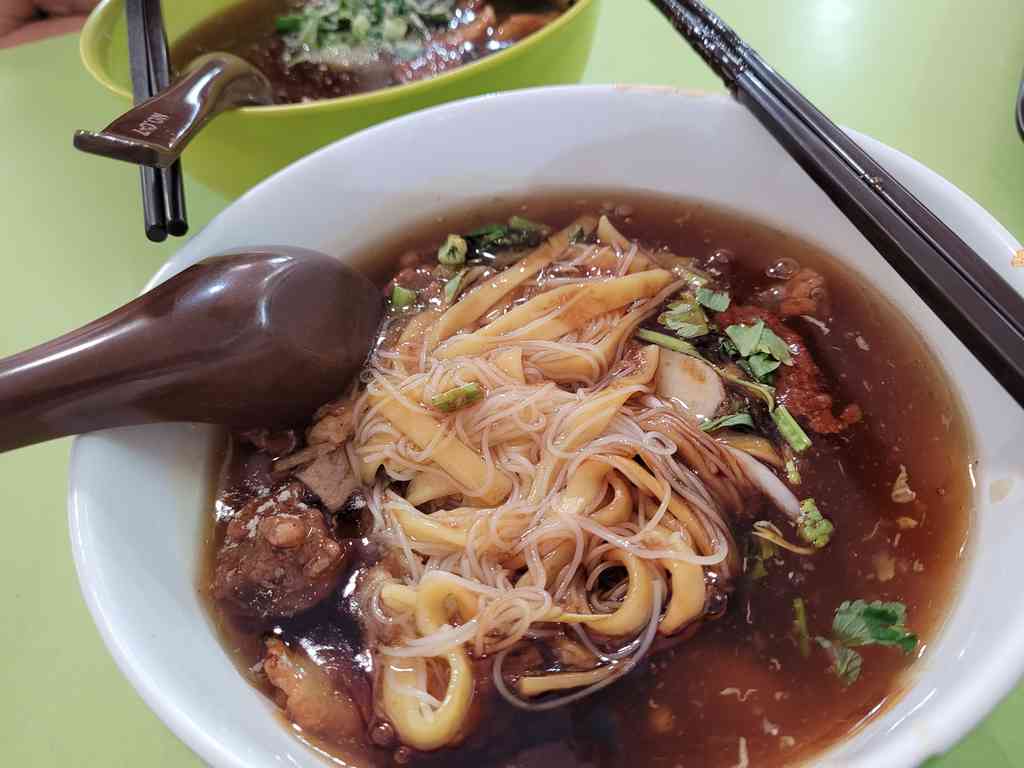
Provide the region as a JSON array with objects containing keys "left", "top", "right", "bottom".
[
  {"left": 443, "top": 269, "right": 467, "bottom": 304},
  {"left": 796, "top": 498, "right": 833, "bottom": 549},
  {"left": 745, "top": 535, "right": 776, "bottom": 580},
  {"left": 508, "top": 215, "right": 549, "bottom": 233},
  {"left": 695, "top": 287, "right": 731, "bottom": 312},
  {"left": 275, "top": 14, "right": 303, "bottom": 33},
  {"left": 636, "top": 329, "right": 699, "bottom": 356},
  {"left": 792, "top": 598, "right": 811, "bottom": 658},
  {"left": 701, "top": 412, "right": 754, "bottom": 433},
  {"left": 438, "top": 234, "right": 468, "bottom": 266},
  {"left": 785, "top": 458, "right": 802, "bottom": 485},
  {"left": 772, "top": 405, "right": 811, "bottom": 452},
  {"left": 390, "top": 285, "right": 416, "bottom": 309},
  {"left": 431, "top": 382, "right": 483, "bottom": 412}
]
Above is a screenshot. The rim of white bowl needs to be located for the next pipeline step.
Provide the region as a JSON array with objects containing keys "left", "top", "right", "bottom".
[{"left": 68, "top": 85, "right": 1023, "bottom": 768}]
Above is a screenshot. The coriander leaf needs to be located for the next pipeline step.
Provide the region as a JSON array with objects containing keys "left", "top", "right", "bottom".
[
  {"left": 832, "top": 600, "right": 918, "bottom": 653},
  {"left": 816, "top": 637, "right": 863, "bottom": 686},
  {"left": 756, "top": 326, "right": 794, "bottom": 365},
  {"left": 695, "top": 287, "right": 731, "bottom": 312},
  {"left": 725, "top": 321, "right": 765, "bottom": 357},
  {"left": 792, "top": 598, "right": 811, "bottom": 658},
  {"left": 701, "top": 412, "right": 754, "bottom": 433},
  {"left": 772, "top": 405, "right": 811, "bottom": 452},
  {"left": 797, "top": 498, "right": 833, "bottom": 549},
  {"left": 659, "top": 295, "right": 709, "bottom": 339},
  {"left": 390, "top": 284, "right": 416, "bottom": 309},
  {"left": 747, "top": 352, "right": 780, "bottom": 381},
  {"left": 719, "top": 336, "right": 739, "bottom": 357},
  {"left": 431, "top": 382, "right": 483, "bottom": 412},
  {"left": 636, "top": 329, "right": 699, "bottom": 356}
]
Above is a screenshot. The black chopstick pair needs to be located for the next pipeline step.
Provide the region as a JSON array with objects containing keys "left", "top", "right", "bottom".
[
  {"left": 125, "top": 0, "right": 187, "bottom": 242},
  {"left": 649, "top": 0, "right": 1024, "bottom": 410}
]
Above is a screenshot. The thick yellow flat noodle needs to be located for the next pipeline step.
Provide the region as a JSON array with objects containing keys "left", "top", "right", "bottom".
[
  {"left": 597, "top": 215, "right": 631, "bottom": 251},
  {"left": 358, "top": 430, "right": 393, "bottom": 484},
  {"left": 438, "top": 270, "right": 674, "bottom": 359},
  {"left": 580, "top": 244, "right": 655, "bottom": 274},
  {"left": 585, "top": 550, "right": 654, "bottom": 636},
  {"left": 604, "top": 455, "right": 713, "bottom": 556},
  {"left": 391, "top": 499, "right": 470, "bottom": 549},
  {"left": 428, "top": 217, "right": 597, "bottom": 349},
  {"left": 528, "top": 346, "right": 660, "bottom": 504},
  {"left": 511, "top": 472, "right": 633, "bottom": 582},
  {"left": 493, "top": 347, "right": 525, "bottom": 382},
  {"left": 380, "top": 577, "right": 479, "bottom": 750},
  {"left": 395, "top": 309, "right": 441, "bottom": 375},
  {"left": 405, "top": 473, "right": 461, "bottom": 506},
  {"left": 529, "top": 302, "right": 652, "bottom": 383},
  {"left": 370, "top": 393, "right": 512, "bottom": 505},
  {"left": 518, "top": 667, "right": 613, "bottom": 697},
  {"left": 646, "top": 528, "right": 706, "bottom": 635}
]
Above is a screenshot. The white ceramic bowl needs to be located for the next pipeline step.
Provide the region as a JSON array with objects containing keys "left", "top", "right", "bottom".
[{"left": 69, "top": 86, "right": 1024, "bottom": 768}]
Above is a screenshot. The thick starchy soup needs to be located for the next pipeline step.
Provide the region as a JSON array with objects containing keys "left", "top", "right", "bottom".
[
  {"left": 172, "top": 0, "right": 573, "bottom": 104},
  {"left": 204, "top": 193, "right": 972, "bottom": 767}
]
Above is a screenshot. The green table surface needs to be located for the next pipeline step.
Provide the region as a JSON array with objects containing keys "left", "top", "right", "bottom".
[{"left": 1, "top": 1, "right": 1022, "bottom": 766}]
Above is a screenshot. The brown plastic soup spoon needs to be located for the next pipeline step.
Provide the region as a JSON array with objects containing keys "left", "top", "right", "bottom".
[
  {"left": 0, "top": 248, "right": 383, "bottom": 453},
  {"left": 74, "top": 53, "right": 275, "bottom": 169}
]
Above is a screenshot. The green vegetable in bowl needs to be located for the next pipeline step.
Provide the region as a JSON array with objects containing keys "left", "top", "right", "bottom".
[
  {"left": 390, "top": 284, "right": 417, "bottom": 308},
  {"left": 815, "top": 600, "right": 918, "bottom": 686},
  {"left": 432, "top": 382, "right": 484, "bottom": 412}
]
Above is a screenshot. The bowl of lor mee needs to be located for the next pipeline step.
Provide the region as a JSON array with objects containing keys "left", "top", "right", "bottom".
[
  {"left": 69, "top": 86, "right": 1024, "bottom": 768},
  {"left": 79, "top": 0, "right": 598, "bottom": 198}
]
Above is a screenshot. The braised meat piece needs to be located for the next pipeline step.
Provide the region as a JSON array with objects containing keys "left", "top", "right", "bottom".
[
  {"left": 263, "top": 636, "right": 371, "bottom": 742},
  {"left": 718, "top": 305, "right": 861, "bottom": 434},
  {"left": 213, "top": 483, "right": 347, "bottom": 618}
]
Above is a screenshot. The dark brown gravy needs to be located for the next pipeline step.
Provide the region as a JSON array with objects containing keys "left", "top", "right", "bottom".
[
  {"left": 171, "top": 0, "right": 568, "bottom": 105},
  {"left": 202, "top": 192, "right": 973, "bottom": 767}
]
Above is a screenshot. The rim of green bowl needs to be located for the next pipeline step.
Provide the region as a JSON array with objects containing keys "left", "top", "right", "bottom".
[{"left": 80, "top": 0, "right": 597, "bottom": 117}]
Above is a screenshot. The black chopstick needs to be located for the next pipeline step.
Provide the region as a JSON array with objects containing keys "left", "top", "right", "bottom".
[
  {"left": 125, "top": 0, "right": 188, "bottom": 242},
  {"left": 125, "top": 0, "right": 166, "bottom": 242},
  {"left": 650, "top": 0, "right": 1024, "bottom": 409},
  {"left": 1016, "top": 67, "right": 1024, "bottom": 142},
  {"left": 141, "top": 0, "right": 188, "bottom": 237}
]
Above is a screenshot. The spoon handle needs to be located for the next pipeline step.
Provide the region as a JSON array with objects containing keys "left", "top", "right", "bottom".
[
  {"left": 0, "top": 251, "right": 383, "bottom": 454},
  {"left": 0, "top": 264, "right": 237, "bottom": 453},
  {"left": 73, "top": 53, "right": 274, "bottom": 169}
]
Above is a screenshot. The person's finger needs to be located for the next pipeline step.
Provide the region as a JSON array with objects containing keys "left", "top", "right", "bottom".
[
  {"left": 0, "top": 13, "right": 87, "bottom": 49},
  {"left": 36, "top": 1, "right": 99, "bottom": 16},
  {"left": 0, "top": 1, "right": 39, "bottom": 39}
]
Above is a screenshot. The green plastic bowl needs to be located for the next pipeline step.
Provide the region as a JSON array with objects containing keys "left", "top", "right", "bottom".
[{"left": 80, "top": 0, "right": 600, "bottom": 198}]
